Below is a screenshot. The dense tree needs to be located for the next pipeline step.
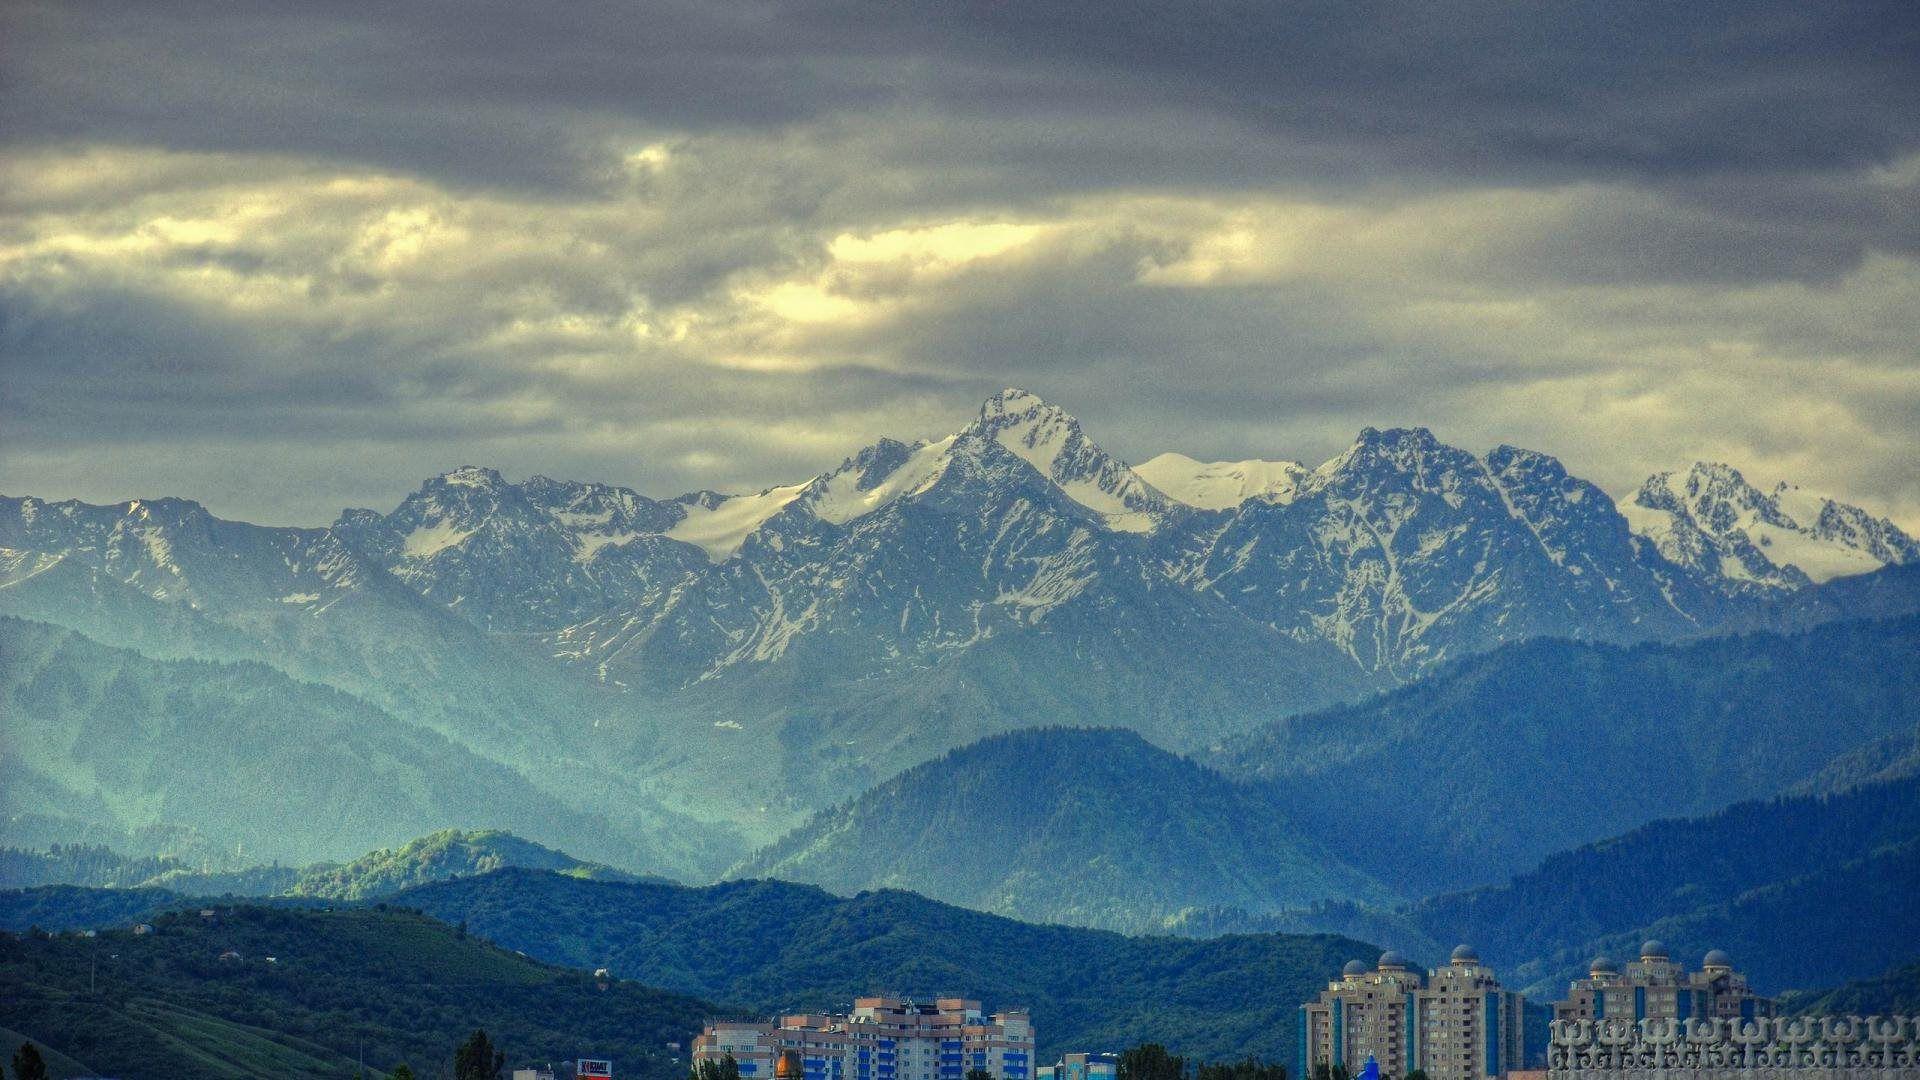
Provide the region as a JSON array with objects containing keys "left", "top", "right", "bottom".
[
  {"left": 1403, "top": 1070, "right": 1429, "bottom": 1080},
  {"left": 967, "top": 1069, "right": 995, "bottom": 1080},
  {"left": 692, "top": 1054, "right": 744, "bottom": 1080},
  {"left": 11, "top": 1042, "right": 47, "bottom": 1080},
  {"left": 391, "top": 1066, "right": 417, "bottom": 1080},
  {"left": 1119, "top": 1044, "right": 1186, "bottom": 1080},
  {"left": 1308, "top": 1063, "right": 1349, "bottom": 1080},
  {"left": 1195, "top": 1058, "right": 1286, "bottom": 1080},
  {"left": 454, "top": 1029, "right": 505, "bottom": 1080}
]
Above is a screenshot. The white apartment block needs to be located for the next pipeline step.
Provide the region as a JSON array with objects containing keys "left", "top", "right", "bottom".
[{"left": 694, "top": 997, "right": 1035, "bottom": 1080}]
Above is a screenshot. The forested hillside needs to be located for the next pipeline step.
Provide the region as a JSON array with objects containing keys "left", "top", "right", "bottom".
[
  {"left": 286, "top": 829, "right": 644, "bottom": 900},
  {"left": 0, "top": 904, "right": 720, "bottom": 1080},
  {"left": 1781, "top": 962, "right": 1920, "bottom": 1016},
  {"left": 396, "top": 867, "right": 1380, "bottom": 1062},
  {"left": 1404, "top": 774, "right": 1920, "bottom": 992}
]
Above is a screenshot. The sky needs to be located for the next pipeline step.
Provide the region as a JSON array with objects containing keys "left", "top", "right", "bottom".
[{"left": 2, "top": 1, "right": 1917, "bottom": 527}]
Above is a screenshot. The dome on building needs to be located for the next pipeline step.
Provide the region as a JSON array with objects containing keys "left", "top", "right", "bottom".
[
  {"left": 1344, "top": 959, "right": 1370, "bottom": 976},
  {"left": 1703, "top": 949, "right": 1733, "bottom": 969},
  {"left": 1640, "top": 940, "right": 1668, "bottom": 960},
  {"left": 1450, "top": 944, "right": 1479, "bottom": 963},
  {"left": 1589, "top": 956, "right": 1619, "bottom": 975},
  {"left": 1378, "top": 950, "right": 1409, "bottom": 969}
]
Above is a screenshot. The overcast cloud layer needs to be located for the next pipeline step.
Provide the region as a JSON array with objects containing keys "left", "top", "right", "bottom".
[{"left": 2, "top": 1, "right": 1917, "bottom": 526}]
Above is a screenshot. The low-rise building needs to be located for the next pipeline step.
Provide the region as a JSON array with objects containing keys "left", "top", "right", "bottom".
[
  {"left": 694, "top": 997, "right": 1034, "bottom": 1080},
  {"left": 1552, "top": 944, "right": 1776, "bottom": 1026},
  {"left": 1037, "top": 1053, "right": 1118, "bottom": 1080},
  {"left": 1302, "top": 947, "right": 1527, "bottom": 1080}
]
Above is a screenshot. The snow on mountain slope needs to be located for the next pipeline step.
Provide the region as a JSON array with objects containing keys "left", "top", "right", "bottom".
[
  {"left": 1624, "top": 463, "right": 1917, "bottom": 591},
  {"left": 805, "top": 436, "right": 957, "bottom": 525},
  {"left": 1135, "top": 453, "right": 1308, "bottom": 510},
  {"left": 969, "top": 388, "right": 1175, "bottom": 531},
  {"left": 1157, "top": 428, "right": 1703, "bottom": 677},
  {"left": 666, "top": 482, "right": 810, "bottom": 561}
]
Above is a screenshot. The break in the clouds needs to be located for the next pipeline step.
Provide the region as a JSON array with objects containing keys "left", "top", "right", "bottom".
[{"left": 2, "top": 1, "right": 1917, "bottom": 526}]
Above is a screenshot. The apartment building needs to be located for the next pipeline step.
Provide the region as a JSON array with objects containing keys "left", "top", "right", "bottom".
[
  {"left": 1550, "top": 943, "right": 1776, "bottom": 1025},
  {"left": 1302, "top": 947, "right": 1526, "bottom": 1080},
  {"left": 693, "top": 997, "right": 1034, "bottom": 1080}
]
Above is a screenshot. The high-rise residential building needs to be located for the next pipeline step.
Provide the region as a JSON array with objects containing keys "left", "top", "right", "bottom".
[
  {"left": 693, "top": 997, "right": 1034, "bottom": 1080},
  {"left": 1550, "top": 943, "right": 1776, "bottom": 1025},
  {"left": 1301, "top": 947, "right": 1527, "bottom": 1080}
]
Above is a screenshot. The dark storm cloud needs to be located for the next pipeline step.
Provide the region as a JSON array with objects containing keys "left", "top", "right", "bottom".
[
  {"left": 6, "top": 1, "right": 1916, "bottom": 195},
  {"left": 1, "top": 1, "right": 1917, "bottom": 526}
]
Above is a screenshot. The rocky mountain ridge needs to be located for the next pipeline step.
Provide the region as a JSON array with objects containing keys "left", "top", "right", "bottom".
[{"left": 3, "top": 389, "right": 1914, "bottom": 855}]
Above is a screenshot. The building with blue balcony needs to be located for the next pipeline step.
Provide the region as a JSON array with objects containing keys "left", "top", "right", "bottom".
[{"left": 693, "top": 997, "right": 1035, "bottom": 1080}]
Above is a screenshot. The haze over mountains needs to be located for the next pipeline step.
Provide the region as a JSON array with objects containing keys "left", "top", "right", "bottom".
[{"left": 3, "top": 388, "right": 1916, "bottom": 895}]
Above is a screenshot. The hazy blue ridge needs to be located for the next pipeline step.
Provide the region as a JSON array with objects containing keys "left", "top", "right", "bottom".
[
  {"left": 0, "top": 617, "right": 634, "bottom": 867},
  {"left": 1210, "top": 613, "right": 1920, "bottom": 893},
  {"left": 733, "top": 726, "right": 1394, "bottom": 931}
]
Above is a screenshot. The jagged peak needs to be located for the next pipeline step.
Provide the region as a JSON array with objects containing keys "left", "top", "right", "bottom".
[
  {"left": 430, "top": 465, "right": 508, "bottom": 489},
  {"left": 977, "top": 386, "right": 1063, "bottom": 419},
  {"left": 1311, "top": 425, "right": 1455, "bottom": 484},
  {"left": 118, "top": 495, "right": 213, "bottom": 521},
  {"left": 1353, "top": 425, "right": 1440, "bottom": 449}
]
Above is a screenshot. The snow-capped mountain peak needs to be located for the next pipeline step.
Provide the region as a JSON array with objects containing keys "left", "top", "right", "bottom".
[
  {"left": 1135, "top": 453, "right": 1308, "bottom": 510},
  {"left": 962, "top": 387, "right": 1173, "bottom": 531},
  {"left": 1622, "top": 462, "right": 1916, "bottom": 589}
]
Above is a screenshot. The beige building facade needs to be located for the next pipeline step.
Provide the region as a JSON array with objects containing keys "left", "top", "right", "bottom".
[
  {"left": 1302, "top": 947, "right": 1527, "bottom": 1080},
  {"left": 1553, "top": 944, "right": 1776, "bottom": 1027}
]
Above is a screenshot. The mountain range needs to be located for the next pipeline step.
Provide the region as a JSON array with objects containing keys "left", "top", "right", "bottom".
[{"left": 3, "top": 388, "right": 1916, "bottom": 880}]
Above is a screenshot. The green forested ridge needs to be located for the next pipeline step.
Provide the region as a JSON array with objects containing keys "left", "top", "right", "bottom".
[
  {"left": 395, "top": 867, "right": 1381, "bottom": 1062},
  {"left": 0, "top": 904, "right": 720, "bottom": 1080},
  {"left": 1, "top": 829, "right": 653, "bottom": 909},
  {"left": 284, "top": 829, "right": 647, "bottom": 900},
  {"left": 734, "top": 727, "right": 1392, "bottom": 932},
  {"left": 0, "top": 843, "right": 300, "bottom": 895},
  {"left": 1211, "top": 614, "right": 1920, "bottom": 893},
  {"left": 1187, "top": 774, "right": 1920, "bottom": 998},
  {"left": 1781, "top": 961, "right": 1920, "bottom": 1016},
  {"left": 1405, "top": 774, "right": 1920, "bottom": 992},
  {"left": 0, "top": 884, "right": 202, "bottom": 932}
]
